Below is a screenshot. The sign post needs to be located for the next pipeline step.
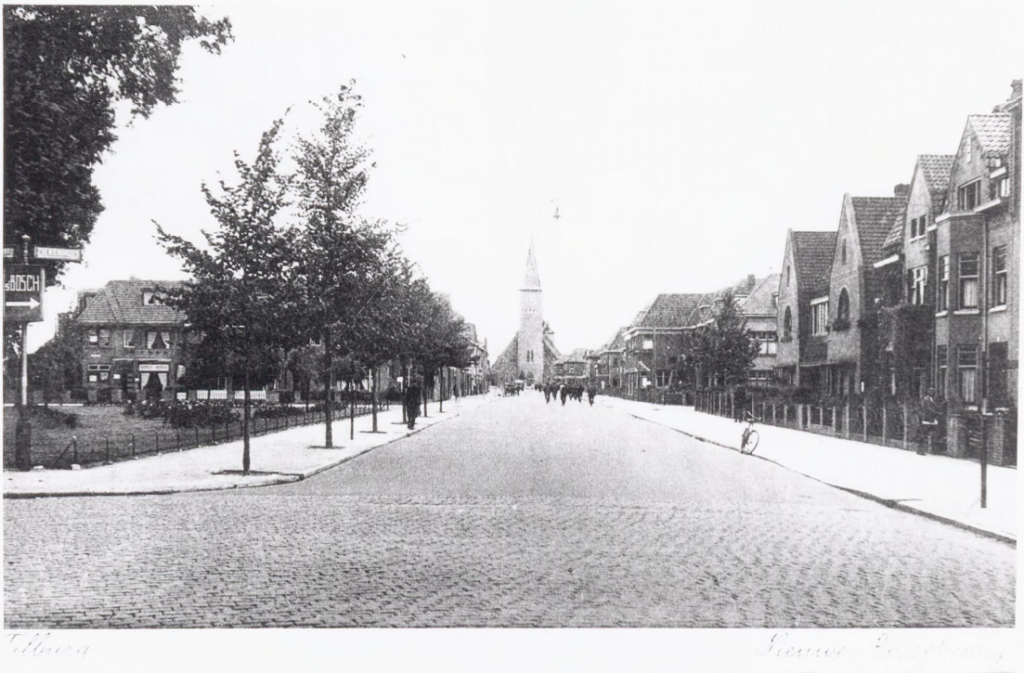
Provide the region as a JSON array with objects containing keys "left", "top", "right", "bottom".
[{"left": 4, "top": 235, "right": 82, "bottom": 470}]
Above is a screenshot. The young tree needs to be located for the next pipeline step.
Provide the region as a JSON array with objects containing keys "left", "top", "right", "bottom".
[
  {"left": 156, "top": 119, "right": 301, "bottom": 474},
  {"left": 27, "top": 327, "right": 83, "bottom": 405},
  {"left": 691, "top": 291, "right": 759, "bottom": 388},
  {"left": 292, "top": 84, "right": 386, "bottom": 448}
]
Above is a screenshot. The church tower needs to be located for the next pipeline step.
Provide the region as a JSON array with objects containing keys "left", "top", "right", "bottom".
[{"left": 517, "top": 241, "right": 545, "bottom": 383}]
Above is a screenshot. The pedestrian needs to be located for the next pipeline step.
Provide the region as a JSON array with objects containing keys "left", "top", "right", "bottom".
[
  {"left": 544, "top": 384, "right": 551, "bottom": 404},
  {"left": 405, "top": 379, "right": 422, "bottom": 430},
  {"left": 453, "top": 381, "right": 460, "bottom": 401},
  {"left": 587, "top": 385, "right": 596, "bottom": 406},
  {"left": 919, "top": 388, "right": 940, "bottom": 455},
  {"left": 560, "top": 384, "right": 568, "bottom": 406}
]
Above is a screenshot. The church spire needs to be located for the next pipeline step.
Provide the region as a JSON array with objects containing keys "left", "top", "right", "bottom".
[{"left": 521, "top": 239, "right": 542, "bottom": 290}]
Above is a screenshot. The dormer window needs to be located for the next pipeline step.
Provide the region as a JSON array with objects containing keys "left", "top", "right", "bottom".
[
  {"left": 143, "top": 291, "right": 165, "bottom": 305},
  {"left": 910, "top": 215, "right": 928, "bottom": 240}
]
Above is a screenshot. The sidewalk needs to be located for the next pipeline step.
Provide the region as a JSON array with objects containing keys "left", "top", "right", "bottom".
[
  {"left": 4, "top": 394, "right": 495, "bottom": 498},
  {"left": 600, "top": 397, "right": 1017, "bottom": 544}
]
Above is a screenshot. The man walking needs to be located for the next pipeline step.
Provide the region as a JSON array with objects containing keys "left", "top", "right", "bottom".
[
  {"left": 405, "top": 378, "right": 422, "bottom": 430},
  {"left": 560, "top": 384, "right": 568, "bottom": 406},
  {"left": 919, "top": 388, "right": 940, "bottom": 455}
]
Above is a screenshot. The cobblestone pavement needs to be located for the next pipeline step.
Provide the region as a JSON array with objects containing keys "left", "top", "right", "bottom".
[{"left": 4, "top": 393, "right": 1016, "bottom": 627}]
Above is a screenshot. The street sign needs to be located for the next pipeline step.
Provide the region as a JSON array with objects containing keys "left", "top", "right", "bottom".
[
  {"left": 4, "top": 265, "right": 45, "bottom": 323},
  {"left": 33, "top": 246, "right": 83, "bottom": 262},
  {"left": 3, "top": 247, "right": 14, "bottom": 259}
]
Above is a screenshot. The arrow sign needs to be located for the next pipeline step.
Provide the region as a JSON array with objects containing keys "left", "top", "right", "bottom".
[
  {"left": 3, "top": 265, "right": 44, "bottom": 323},
  {"left": 6, "top": 297, "right": 41, "bottom": 309}
]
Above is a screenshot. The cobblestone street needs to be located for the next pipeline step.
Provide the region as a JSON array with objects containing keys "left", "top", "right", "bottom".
[{"left": 4, "top": 392, "right": 1016, "bottom": 628}]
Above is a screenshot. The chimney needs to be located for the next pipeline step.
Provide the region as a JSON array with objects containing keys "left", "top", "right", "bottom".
[
  {"left": 1012, "top": 79, "right": 1022, "bottom": 100},
  {"left": 747, "top": 274, "right": 756, "bottom": 290},
  {"left": 894, "top": 183, "right": 910, "bottom": 197}
]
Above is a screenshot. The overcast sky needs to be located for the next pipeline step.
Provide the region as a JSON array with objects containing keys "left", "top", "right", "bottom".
[{"left": 30, "top": 0, "right": 1023, "bottom": 358}]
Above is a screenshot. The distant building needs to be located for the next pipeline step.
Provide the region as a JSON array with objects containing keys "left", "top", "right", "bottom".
[
  {"left": 739, "top": 274, "right": 781, "bottom": 387},
  {"left": 71, "top": 279, "right": 186, "bottom": 402},
  {"left": 491, "top": 242, "right": 561, "bottom": 384},
  {"left": 594, "top": 327, "right": 626, "bottom": 390},
  {"left": 621, "top": 293, "right": 704, "bottom": 393}
]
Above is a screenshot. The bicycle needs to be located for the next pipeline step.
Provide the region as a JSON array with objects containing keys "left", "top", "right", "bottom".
[{"left": 740, "top": 412, "right": 760, "bottom": 455}]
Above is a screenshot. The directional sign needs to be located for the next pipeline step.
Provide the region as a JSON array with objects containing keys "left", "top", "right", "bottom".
[
  {"left": 3, "top": 265, "right": 44, "bottom": 323},
  {"left": 33, "top": 246, "right": 83, "bottom": 262}
]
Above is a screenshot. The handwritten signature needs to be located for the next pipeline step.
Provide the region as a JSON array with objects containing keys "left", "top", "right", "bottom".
[{"left": 6, "top": 632, "right": 89, "bottom": 659}]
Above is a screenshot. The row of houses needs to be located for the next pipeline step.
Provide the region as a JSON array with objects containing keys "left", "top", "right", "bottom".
[
  {"left": 61, "top": 278, "right": 490, "bottom": 403},
  {"left": 569, "top": 80, "right": 1019, "bottom": 462}
]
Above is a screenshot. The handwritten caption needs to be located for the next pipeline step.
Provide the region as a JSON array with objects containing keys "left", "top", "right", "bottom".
[
  {"left": 6, "top": 632, "right": 89, "bottom": 659},
  {"left": 758, "top": 631, "right": 1004, "bottom": 666}
]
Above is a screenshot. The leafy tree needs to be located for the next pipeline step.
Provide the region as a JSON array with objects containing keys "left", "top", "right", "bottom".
[
  {"left": 691, "top": 291, "right": 759, "bottom": 388},
  {"left": 413, "top": 293, "right": 475, "bottom": 413},
  {"left": 3, "top": 6, "right": 232, "bottom": 369},
  {"left": 156, "top": 119, "right": 301, "bottom": 474},
  {"left": 27, "top": 326, "right": 83, "bottom": 404},
  {"left": 3, "top": 5, "right": 232, "bottom": 271},
  {"left": 292, "top": 83, "right": 387, "bottom": 448}
]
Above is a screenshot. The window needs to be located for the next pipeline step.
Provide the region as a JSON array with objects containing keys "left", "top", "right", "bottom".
[
  {"left": 908, "top": 266, "right": 928, "bottom": 305},
  {"left": 959, "top": 253, "right": 979, "bottom": 308},
  {"left": 786, "top": 266, "right": 791, "bottom": 287},
  {"left": 963, "top": 136, "right": 972, "bottom": 164},
  {"left": 751, "top": 332, "right": 777, "bottom": 356},
  {"left": 88, "top": 329, "right": 98, "bottom": 344},
  {"left": 123, "top": 330, "right": 136, "bottom": 348},
  {"left": 957, "top": 345, "right": 978, "bottom": 403},
  {"left": 992, "top": 246, "right": 1007, "bottom": 306},
  {"left": 783, "top": 307, "right": 792, "bottom": 339},
  {"left": 909, "top": 215, "right": 927, "bottom": 240},
  {"left": 938, "top": 256, "right": 949, "bottom": 311},
  {"left": 998, "top": 176, "right": 1011, "bottom": 198},
  {"left": 142, "top": 291, "right": 165, "bottom": 305},
  {"left": 989, "top": 342, "right": 1008, "bottom": 407},
  {"left": 98, "top": 329, "right": 110, "bottom": 347},
  {"left": 656, "top": 370, "right": 669, "bottom": 387},
  {"left": 837, "top": 289, "right": 850, "bottom": 321},
  {"left": 811, "top": 301, "right": 829, "bottom": 335},
  {"left": 611, "top": 357, "right": 620, "bottom": 368},
  {"left": 146, "top": 331, "right": 172, "bottom": 350},
  {"left": 936, "top": 345, "right": 947, "bottom": 398},
  {"left": 771, "top": 293, "right": 778, "bottom": 309},
  {"left": 841, "top": 240, "right": 847, "bottom": 264},
  {"left": 958, "top": 180, "right": 980, "bottom": 211},
  {"left": 642, "top": 339, "right": 653, "bottom": 351}
]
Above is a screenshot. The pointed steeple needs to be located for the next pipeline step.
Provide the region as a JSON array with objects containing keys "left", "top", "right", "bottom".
[{"left": 521, "top": 240, "right": 542, "bottom": 290}]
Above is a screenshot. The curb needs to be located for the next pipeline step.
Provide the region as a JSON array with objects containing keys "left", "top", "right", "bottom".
[
  {"left": 3, "top": 405, "right": 470, "bottom": 500},
  {"left": 616, "top": 406, "right": 1016, "bottom": 547}
]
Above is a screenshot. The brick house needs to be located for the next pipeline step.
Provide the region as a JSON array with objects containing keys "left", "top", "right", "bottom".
[
  {"left": 774, "top": 230, "right": 837, "bottom": 388},
  {"left": 874, "top": 155, "right": 955, "bottom": 399},
  {"left": 553, "top": 348, "right": 590, "bottom": 383},
  {"left": 593, "top": 327, "right": 626, "bottom": 390},
  {"left": 820, "top": 189, "right": 908, "bottom": 397},
  {"left": 73, "top": 280, "right": 186, "bottom": 402},
  {"left": 933, "top": 81, "right": 1021, "bottom": 415},
  {"left": 739, "top": 273, "right": 781, "bottom": 388},
  {"left": 622, "top": 293, "right": 703, "bottom": 393}
]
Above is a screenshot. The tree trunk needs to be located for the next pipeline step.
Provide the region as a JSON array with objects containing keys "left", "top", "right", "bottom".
[
  {"left": 323, "top": 329, "right": 333, "bottom": 448},
  {"left": 242, "top": 363, "right": 251, "bottom": 474},
  {"left": 350, "top": 377, "right": 355, "bottom": 441},
  {"left": 371, "top": 366, "right": 379, "bottom": 432},
  {"left": 439, "top": 368, "right": 444, "bottom": 413}
]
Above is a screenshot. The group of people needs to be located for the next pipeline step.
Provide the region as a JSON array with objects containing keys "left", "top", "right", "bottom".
[{"left": 542, "top": 381, "right": 597, "bottom": 407}]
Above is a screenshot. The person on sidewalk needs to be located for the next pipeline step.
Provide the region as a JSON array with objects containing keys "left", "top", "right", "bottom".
[
  {"left": 919, "top": 388, "right": 940, "bottom": 455},
  {"left": 560, "top": 384, "right": 568, "bottom": 406},
  {"left": 587, "top": 385, "right": 596, "bottom": 406},
  {"left": 405, "top": 379, "right": 422, "bottom": 430},
  {"left": 544, "top": 384, "right": 551, "bottom": 404}
]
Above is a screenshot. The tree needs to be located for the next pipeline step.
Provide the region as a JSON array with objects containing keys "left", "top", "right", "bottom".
[
  {"left": 292, "top": 83, "right": 387, "bottom": 448},
  {"left": 156, "top": 119, "right": 301, "bottom": 474},
  {"left": 3, "top": 6, "right": 233, "bottom": 369},
  {"left": 27, "top": 326, "right": 83, "bottom": 404},
  {"left": 691, "top": 291, "right": 760, "bottom": 388},
  {"left": 3, "top": 6, "right": 232, "bottom": 271}
]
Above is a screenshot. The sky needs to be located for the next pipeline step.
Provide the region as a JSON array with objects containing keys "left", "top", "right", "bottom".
[{"left": 26, "top": 0, "right": 1024, "bottom": 358}]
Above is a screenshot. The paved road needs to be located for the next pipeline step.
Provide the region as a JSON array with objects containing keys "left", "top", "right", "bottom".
[{"left": 4, "top": 392, "right": 1016, "bottom": 627}]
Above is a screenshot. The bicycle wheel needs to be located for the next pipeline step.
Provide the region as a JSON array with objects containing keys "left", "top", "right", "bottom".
[{"left": 744, "top": 430, "right": 759, "bottom": 455}]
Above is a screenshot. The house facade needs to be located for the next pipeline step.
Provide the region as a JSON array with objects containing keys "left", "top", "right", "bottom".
[
  {"left": 740, "top": 274, "right": 781, "bottom": 387},
  {"left": 774, "top": 230, "right": 836, "bottom": 388},
  {"left": 72, "top": 280, "right": 187, "bottom": 402},
  {"left": 621, "top": 293, "right": 703, "bottom": 393},
  {"left": 933, "top": 84, "right": 1021, "bottom": 413}
]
